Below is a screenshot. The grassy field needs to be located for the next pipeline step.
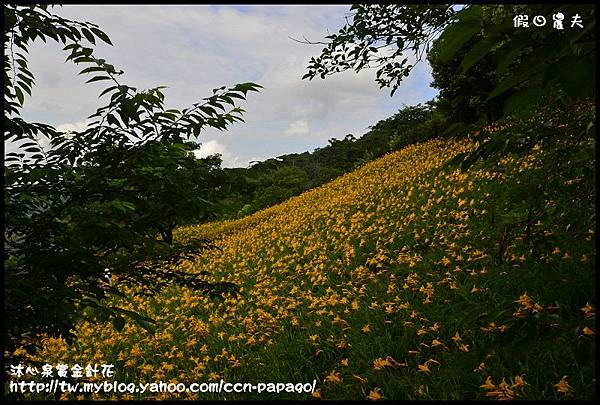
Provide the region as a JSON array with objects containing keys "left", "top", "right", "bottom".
[{"left": 19, "top": 105, "right": 595, "bottom": 400}]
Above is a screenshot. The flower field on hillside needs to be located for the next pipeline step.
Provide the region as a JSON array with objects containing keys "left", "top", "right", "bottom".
[{"left": 19, "top": 118, "right": 595, "bottom": 399}]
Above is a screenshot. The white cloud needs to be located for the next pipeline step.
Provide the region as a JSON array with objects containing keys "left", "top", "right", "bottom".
[
  {"left": 192, "top": 140, "right": 227, "bottom": 159},
  {"left": 284, "top": 120, "right": 309, "bottom": 135},
  {"left": 55, "top": 120, "right": 90, "bottom": 133},
  {"left": 192, "top": 139, "right": 261, "bottom": 168},
  {"left": 18, "top": 5, "right": 438, "bottom": 167}
]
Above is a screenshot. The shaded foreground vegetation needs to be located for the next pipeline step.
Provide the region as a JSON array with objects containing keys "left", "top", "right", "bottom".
[{"left": 14, "top": 101, "right": 595, "bottom": 400}]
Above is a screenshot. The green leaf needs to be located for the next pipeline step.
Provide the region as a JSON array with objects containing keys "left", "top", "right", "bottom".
[
  {"left": 63, "top": 43, "right": 79, "bottom": 51},
  {"left": 503, "top": 87, "right": 543, "bottom": 115},
  {"left": 554, "top": 55, "right": 595, "bottom": 100},
  {"left": 487, "top": 64, "right": 544, "bottom": 100},
  {"left": 17, "top": 81, "right": 32, "bottom": 96},
  {"left": 437, "top": 6, "right": 483, "bottom": 62},
  {"left": 98, "top": 85, "right": 118, "bottom": 98},
  {"left": 106, "top": 114, "right": 120, "bottom": 127},
  {"left": 438, "top": 24, "right": 480, "bottom": 62},
  {"left": 461, "top": 38, "right": 495, "bottom": 74},
  {"left": 79, "top": 66, "right": 105, "bottom": 75},
  {"left": 121, "top": 201, "right": 136, "bottom": 211},
  {"left": 81, "top": 28, "right": 96, "bottom": 44},
  {"left": 495, "top": 44, "right": 523, "bottom": 77},
  {"left": 86, "top": 76, "right": 111, "bottom": 84},
  {"left": 199, "top": 106, "right": 216, "bottom": 116},
  {"left": 90, "top": 27, "right": 113, "bottom": 45},
  {"left": 233, "top": 82, "right": 263, "bottom": 93},
  {"left": 15, "top": 86, "right": 25, "bottom": 105}
]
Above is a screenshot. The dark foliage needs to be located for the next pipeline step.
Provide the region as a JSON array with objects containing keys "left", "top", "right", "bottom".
[{"left": 4, "top": 4, "right": 260, "bottom": 355}]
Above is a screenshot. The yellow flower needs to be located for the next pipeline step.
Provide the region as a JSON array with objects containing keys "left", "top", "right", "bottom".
[
  {"left": 140, "top": 364, "right": 154, "bottom": 374},
  {"left": 373, "top": 357, "right": 391, "bottom": 370},
  {"left": 417, "top": 359, "right": 439, "bottom": 374},
  {"left": 417, "top": 362, "right": 430, "bottom": 373},
  {"left": 582, "top": 327, "right": 595, "bottom": 336},
  {"left": 311, "top": 389, "right": 321, "bottom": 398},
  {"left": 130, "top": 345, "right": 143, "bottom": 357},
  {"left": 431, "top": 338, "right": 443, "bottom": 347},
  {"left": 554, "top": 376, "right": 571, "bottom": 394},
  {"left": 12, "top": 347, "right": 28, "bottom": 358},
  {"left": 511, "top": 375, "right": 527, "bottom": 390},
  {"left": 367, "top": 387, "right": 384, "bottom": 400},
  {"left": 361, "top": 324, "right": 371, "bottom": 333},
  {"left": 340, "top": 358, "right": 349, "bottom": 367},
  {"left": 515, "top": 293, "right": 533, "bottom": 307},
  {"left": 480, "top": 376, "right": 495, "bottom": 390},
  {"left": 325, "top": 371, "right": 342, "bottom": 384},
  {"left": 581, "top": 303, "right": 595, "bottom": 319},
  {"left": 484, "top": 378, "right": 517, "bottom": 400}
]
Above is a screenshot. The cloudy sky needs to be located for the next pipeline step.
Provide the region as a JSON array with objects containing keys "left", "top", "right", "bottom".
[{"left": 18, "top": 5, "right": 438, "bottom": 168}]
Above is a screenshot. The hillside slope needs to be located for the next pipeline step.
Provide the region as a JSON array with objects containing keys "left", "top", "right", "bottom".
[{"left": 32, "top": 128, "right": 595, "bottom": 400}]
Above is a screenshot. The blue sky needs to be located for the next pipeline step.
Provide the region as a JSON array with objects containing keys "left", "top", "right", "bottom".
[{"left": 17, "top": 5, "right": 438, "bottom": 167}]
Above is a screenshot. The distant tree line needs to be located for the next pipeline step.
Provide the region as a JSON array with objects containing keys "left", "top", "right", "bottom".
[{"left": 209, "top": 102, "right": 448, "bottom": 219}]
